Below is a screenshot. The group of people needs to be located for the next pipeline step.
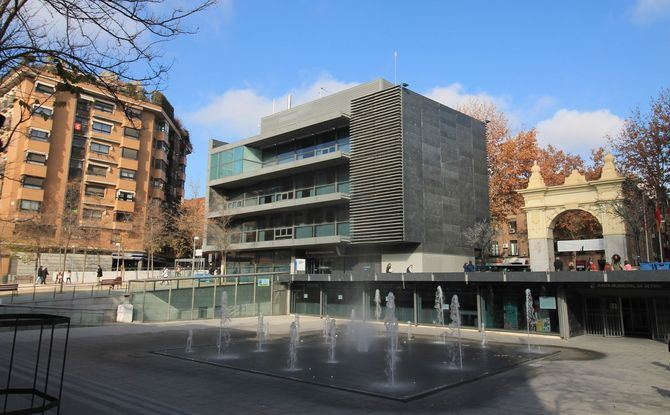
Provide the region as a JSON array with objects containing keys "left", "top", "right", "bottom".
[
  {"left": 36, "top": 266, "right": 73, "bottom": 284},
  {"left": 554, "top": 254, "right": 633, "bottom": 271}
]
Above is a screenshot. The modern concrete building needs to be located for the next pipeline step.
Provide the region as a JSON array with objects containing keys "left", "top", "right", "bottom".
[
  {"left": 0, "top": 68, "right": 190, "bottom": 277},
  {"left": 205, "top": 80, "right": 488, "bottom": 275}
]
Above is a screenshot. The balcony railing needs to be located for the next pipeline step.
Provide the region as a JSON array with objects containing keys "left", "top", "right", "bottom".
[
  {"left": 226, "top": 181, "right": 350, "bottom": 210},
  {"left": 260, "top": 141, "right": 349, "bottom": 168},
  {"left": 228, "top": 221, "right": 350, "bottom": 244}
]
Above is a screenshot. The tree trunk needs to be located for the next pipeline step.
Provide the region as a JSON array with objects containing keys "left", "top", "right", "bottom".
[{"left": 82, "top": 250, "right": 88, "bottom": 283}]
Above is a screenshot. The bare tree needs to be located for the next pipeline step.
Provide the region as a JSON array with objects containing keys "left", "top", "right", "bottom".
[
  {"left": 604, "top": 179, "right": 652, "bottom": 264},
  {"left": 207, "top": 215, "right": 232, "bottom": 274},
  {"left": 0, "top": 0, "right": 216, "bottom": 151},
  {"left": 463, "top": 219, "right": 498, "bottom": 265},
  {"left": 139, "top": 198, "right": 168, "bottom": 275},
  {"left": 170, "top": 196, "right": 204, "bottom": 259}
]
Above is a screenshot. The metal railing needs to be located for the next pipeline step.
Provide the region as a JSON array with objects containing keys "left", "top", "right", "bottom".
[
  {"left": 228, "top": 221, "right": 350, "bottom": 244},
  {"left": 0, "top": 283, "right": 127, "bottom": 305},
  {"left": 226, "top": 181, "right": 350, "bottom": 210}
]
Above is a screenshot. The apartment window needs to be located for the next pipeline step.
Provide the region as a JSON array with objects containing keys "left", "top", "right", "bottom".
[
  {"left": 116, "top": 190, "right": 135, "bottom": 201},
  {"left": 93, "top": 100, "right": 114, "bottom": 113},
  {"left": 509, "top": 240, "right": 519, "bottom": 256},
  {"left": 121, "top": 147, "right": 138, "bottom": 160},
  {"left": 92, "top": 120, "right": 112, "bottom": 134},
  {"left": 35, "top": 82, "right": 56, "bottom": 94},
  {"left": 26, "top": 152, "right": 47, "bottom": 165},
  {"left": 29, "top": 129, "right": 50, "bottom": 142},
  {"left": 33, "top": 105, "right": 53, "bottom": 118},
  {"left": 124, "top": 127, "right": 140, "bottom": 139},
  {"left": 83, "top": 209, "right": 103, "bottom": 220},
  {"left": 156, "top": 121, "right": 168, "bottom": 133},
  {"left": 508, "top": 221, "right": 517, "bottom": 234},
  {"left": 86, "top": 164, "right": 107, "bottom": 177},
  {"left": 90, "top": 142, "right": 110, "bottom": 155},
  {"left": 490, "top": 241, "right": 500, "bottom": 257},
  {"left": 19, "top": 199, "right": 41, "bottom": 212},
  {"left": 115, "top": 212, "right": 132, "bottom": 222},
  {"left": 120, "top": 169, "right": 136, "bottom": 180},
  {"left": 85, "top": 185, "right": 105, "bottom": 198},
  {"left": 151, "top": 179, "right": 165, "bottom": 189},
  {"left": 154, "top": 140, "right": 169, "bottom": 152},
  {"left": 22, "top": 175, "right": 45, "bottom": 190},
  {"left": 125, "top": 108, "right": 142, "bottom": 119},
  {"left": 72, "top": 135, "right": 86, "bottom": 148},
  {"left": 153, "top": 159, "right": 168, "bottom": 172}
]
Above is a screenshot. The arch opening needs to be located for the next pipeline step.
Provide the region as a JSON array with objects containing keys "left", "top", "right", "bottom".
[{"left": 551, "top": 209, "right": 604, "bottom": 271}]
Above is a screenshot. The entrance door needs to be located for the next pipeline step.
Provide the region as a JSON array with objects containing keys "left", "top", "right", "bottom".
[
  {"left": 621, "top": 297, "right": 652, "bottom": 338},
  {"left": 584, "top": 297, "right": 624, "bottom": 337}
]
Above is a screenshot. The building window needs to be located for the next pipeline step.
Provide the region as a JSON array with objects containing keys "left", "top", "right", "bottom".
[
  {"left": 121, "top": 147, "right": 138, "bottom": 160},
  {"left": 83, "top": 209, "right": 103, "bottom": 220},
  {"left": 154, "top": 140, "right": 169, "bottom": 152},
  {"left": 124, "top": 127, "right": 140, "bottom": 139},
  {"left": 26, "top": 152, "right": 47, "bottom": 165},
  {"left": 19, "top": 199, "right": 41, "bottom": 212},
  {"left": 125, "top": 107, "right": 142, "bottom": 119},
  {"left": 86, "top": 164, "right": 108, "bottom": 177},
  {"left": 509, "top": 240, "right": 519, "bottom": 256},
  {"left": 93, "top": 100, "right": 114, "bottom": 113},
  {"left": 29, "top": 129, "right": 50, "bottom": 142},
  {"left": 120, "top": 169, "right": 136, "bottom": 180},
  {"left": 153, "top": 159, "right": 168, "bottom": 172},
  {"left": 151, "top": 179, "right": 165, "bottom": 189},
  {"left": 90, "top": 142, "right": 111, "bottom": 155},
  {"left": 92, "top": 120, "right": 112, "bottom": 134},
  {"left": 85, "top": 185, "right": 105, "bottom": 198},
  {"left": 116, "top": 190, "right": 135, "bottom": 201},
  {"left": 21, "top": 175, "right": 45, "bottom": 190},
  {"left": 35, "top": 83, "right": 55, "bottom": 95},
  {"left": 115, "top": 212, "right": 132, "bottom": 222},
  {"left": 508, "top": 221, "right": 517, "bottom": 234},
  {"left": 156, "top": 121, "right": 168, "bottom": 133},
  {"left": 33, "top": 105, "right": 53, "bottom": 118},
  {"left": 490, "top": 241, "right": 500, "bottom": 257}
]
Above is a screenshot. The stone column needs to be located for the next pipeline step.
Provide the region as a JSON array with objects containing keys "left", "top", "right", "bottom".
[{"left": 528, "top": 237, "right": 554, "bottom": 272}]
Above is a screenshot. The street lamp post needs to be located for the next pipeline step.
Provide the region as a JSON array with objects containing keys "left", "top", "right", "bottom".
[
  {"left": 192, "top": 236, "right": 200, "bottom": 277},
  {"left": 115, "top": 242, "right": 121, "bottom": 277}
]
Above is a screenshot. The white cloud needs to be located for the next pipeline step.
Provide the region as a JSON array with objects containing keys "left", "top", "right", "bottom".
[
  {"left": 424, "top": 83, "right": 505, "bottom": 110},
  {"left": 188, "top": 74, "right": 358, "bottom": 139},
  {"left": 631, "top": 0, "right": 670, "bottom": 24},
  {"left": 536, "top": 109, "right": 624, "bottom": 154}
]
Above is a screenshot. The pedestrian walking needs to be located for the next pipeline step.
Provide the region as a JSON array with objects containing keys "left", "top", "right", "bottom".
[
  {"left": 623, "top": 260, "right": 633, "bottom": 271},
  {"left": 96, "top": 265, "right": 103, "bottom": 283},
  {"left": 161, "top": 267, "right": 169, "bottom": 284},
  {"left": 611, "top": 254, "right": 623, "bottom": 271},
  {"left": 37, "top": 266, "right": 44, "bottom": 284},
  {"left": 65, "top": 270, "right": 72, "bottom": 284},
  {"left": 42, "top": 267, "right": 49, "bottom": 285},
  {"left": 554, "top": 257, "right": 563, "bottom": 271}
]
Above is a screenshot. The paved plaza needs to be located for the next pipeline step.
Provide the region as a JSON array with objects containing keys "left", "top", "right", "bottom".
[{"left": 1, "top": 315, "right": 669, "bottom": 414}]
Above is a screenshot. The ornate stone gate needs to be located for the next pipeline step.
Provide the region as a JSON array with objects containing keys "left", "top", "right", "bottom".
[{"left": 518, "top": 154, "right": 627, "bottom": 271}]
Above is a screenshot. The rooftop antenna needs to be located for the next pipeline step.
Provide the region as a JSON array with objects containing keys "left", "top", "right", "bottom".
[
  {"left": 394, "top": 51, "right": 398, "bottom": 85},
  {"left": 287, "top": 93, "right": 292, "bottom": 110},
  {"left": 318, "top": 87, "right": 328, "bottom": 98}
]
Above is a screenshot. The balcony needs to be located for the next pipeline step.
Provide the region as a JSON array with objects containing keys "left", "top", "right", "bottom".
[
  {"left": 208, "top": 181, "right": 350, "bottom": 219},
  {"left": 114, "top": 199, "right": 135, "bottom": 212},
  {"left": 210, "top": 145, "right": 350, "bottom": 190},
  {"left": 227, "top": 222, "right": 350, "bottom": 251},
  {"left": 150, "top": 187, "right": 165, "bottom": 199},
  {"left": 112, "top": 221, "right": 133, "bottom": 231},
  {"left": 21, "top": 163, "right": 47, "bottom": 178}
]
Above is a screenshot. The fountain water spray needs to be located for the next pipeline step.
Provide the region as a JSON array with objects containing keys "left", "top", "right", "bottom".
[
  {"left": 288, "top": 321, "right": 299, "bottom": 370},
  {"left": 323, "top": 315, "right": 331, "bottom": 342},
  {"left": 374, "top": 289, "right": 382, "bottom": 321},
  {"left": 435, "top": 286, "right": 445, "bottom": 326},
  {"left": 525, "top": 288, "right": 536, "bottom": 353},
  {"left": 450, "top": 294, "right": 463, "bottom": 370},
  {"left": 327, "top": 318, "right": 337, "bottom": 362},
  {"left": 185, "top": 329, "right": 193, "bottom": 353},
  {"left": 480, "top": 322, "right": 487, "bottom": 347},
  {"left": 294, "top": 314, "right": 300, "bottom": 343},
  {"left": 406, "top": 321, "right": 412, "bottom": 342},
  {"left": 257, "top": 313, "right": 266, "bottom": 351},
  {"left": 346, "top": 309, "right": 356, "bottom": 338},
  {"left": 384, "top": 292, "right": 400, "bottom": 386},
  {"left": 217, "top": 292, "right": 232, "bottom": 357}
]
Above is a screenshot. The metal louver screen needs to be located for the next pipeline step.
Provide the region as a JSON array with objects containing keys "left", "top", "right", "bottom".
[{"left": 349, "top": 86, "right": 404, "bottom": 243}]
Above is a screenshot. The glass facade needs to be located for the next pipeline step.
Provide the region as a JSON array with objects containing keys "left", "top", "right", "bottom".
[
  {"left": 209, "top": 146, "right": 262, "bottom": 180},
  {"left": 480, "top": 284, "right": 559, "bottom": 334}
]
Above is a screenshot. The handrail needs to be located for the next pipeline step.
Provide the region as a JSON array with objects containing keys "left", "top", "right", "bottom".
[{"left": 226, "top": 181, "right": 350, "bottom": 210}]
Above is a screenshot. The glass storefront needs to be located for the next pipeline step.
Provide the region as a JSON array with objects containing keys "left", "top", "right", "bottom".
[
  {"left": 480, "top": 284, "right": 559, "bottom": 334},
  {"left": 416, "top": 284, "right": 478, "bottom": 327}
]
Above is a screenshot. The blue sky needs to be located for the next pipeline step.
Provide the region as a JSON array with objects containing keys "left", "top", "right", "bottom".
[{"left": 156, "top": 0, "right": 670, "bottom": 195}]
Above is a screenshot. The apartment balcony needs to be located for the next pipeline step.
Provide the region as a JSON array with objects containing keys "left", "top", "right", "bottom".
[
  {"left": 16, "top": 187, "right": 44, "bottom": 202},
  {"left": 210, "top": 149, "right": 350, "bottom": 190},
  {"left": 112, "top": 221, "right": 133, "bottom": 231},
  {"left": 114, "top": 199, "right": 135, "bottom": 212},
  {"left": 227, "top": 222, "right": 350, "bottom": 251},
  {"left": 82, "top": 194, "right": 115, "bottom": 207},
  {"left": 121, "top": 136, "right": 141, "bottom": 151},
  {"left": 154, "top": 148, "right": 169, "bottom": 162},
  {"left": 84, "top": 173, "right": 116, "bottom": 187},
  {"left": 150, "top": 187, "right": 165, "bottom": 199},
  {"left": 208, "top": 181, "right": 350, "bottom": 219},
  {"left": 152, "top": 168, "right": 167, "bottom": 181},
  {"left": 21, "top": 163, "right": 47, "bottom": 178},
  {"left": 178, "top": 155, "right": 186, "bottom": 166}
]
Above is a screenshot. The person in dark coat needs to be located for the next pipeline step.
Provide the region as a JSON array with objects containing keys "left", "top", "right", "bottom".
[
  {"left": 37, "top": 266, "right": 43, "bottom": 284},
  {"left": 96, "top": 265, "right": 103, "bottom": 283},
  {"left": 42, "top": 267, "right": 49, "bottom": 285},
  {"left": 553, "top": 257, "right": 563, "bottom": 271}
]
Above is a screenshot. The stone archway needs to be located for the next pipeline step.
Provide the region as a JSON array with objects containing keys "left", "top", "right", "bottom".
[{"left": 518, "top": 154, "right": 627, "bottom": 271}]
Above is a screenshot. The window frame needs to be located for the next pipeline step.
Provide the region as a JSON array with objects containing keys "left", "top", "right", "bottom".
[
  {"left": 86, "top": 163, "right": 108, "bottom": 177},
  {"left": 32, "top": 105, "right": 53, "bottom": 118},
  {"left": 90, "top": 142, "right": 111, "bottom": 155},
  {"left": 116, "top": 190, "right": 135, "bottom": 201},
  {"left": 34, "top": 82, "right": 56, "bottom": 95},
  {"left": 19, "top": 199, "right": 41, "bottom": 212},
  {"left": 84, "top": 185, "right": 106, "bottom": 198},
  {"left": 119, "top": 168, "right": 136, "bottom": 180},
  {"left": 93, "top": 100, "right": 115, "bottom": 114},
  {"left": 121, "top": 147, "right": 139, "bottom": 160},
  {"left": 25, "top": 152, "right": 47, "bottom": 165},
  {"left": 91, "top": 120, "right": 113, "bottom": 134},
  {"left": 21, "top": 175, "right": 45, "bottom": 190},
  {"left": 83, "top": 209, "right": 104, "bottom": 220},
  {"left": 28, "top": 128, "right": 50, "bottom": 142},
  {"left": 124, "top": 127, "right": 141, "bottom": 139}
]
